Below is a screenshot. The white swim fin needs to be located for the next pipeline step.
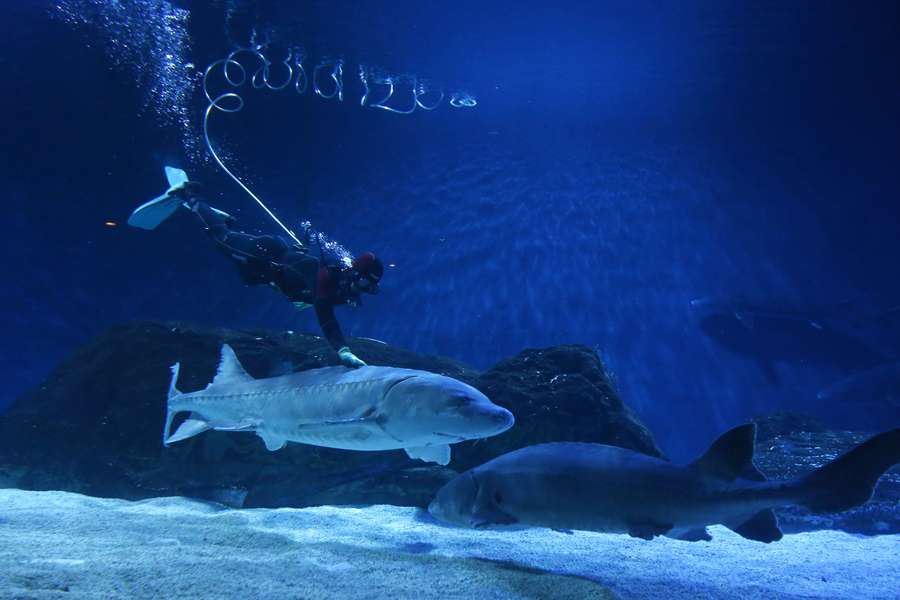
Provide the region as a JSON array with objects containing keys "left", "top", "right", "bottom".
[
  {"left": 163, "top": 166, "right": 189, "bottom": 190},
  {"left": 127, "top": 166, "right": 191, "bottom": 230}
]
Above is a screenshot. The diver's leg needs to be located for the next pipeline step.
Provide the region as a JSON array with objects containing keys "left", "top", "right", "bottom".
[
  {"left": 275, "top": 251, "right": 320, "bottom": 301},
  {"left": 192, "top": 201, "right": 269, "bottom": 263}
]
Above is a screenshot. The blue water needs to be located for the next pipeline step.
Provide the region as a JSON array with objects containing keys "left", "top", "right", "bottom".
[{"left": 1, "top": 0, "right": 898, "bottom": 462}]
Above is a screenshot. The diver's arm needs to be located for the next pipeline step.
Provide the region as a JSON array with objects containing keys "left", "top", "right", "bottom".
[
  {"left": 315, "top": 299, "right": 365, "bottom": 366},
  {"left": 314, "top": 298, "right": 348, "bottom": 351},
  {"left": 314, "top": 268, "right": 366, "bottom": 367}
]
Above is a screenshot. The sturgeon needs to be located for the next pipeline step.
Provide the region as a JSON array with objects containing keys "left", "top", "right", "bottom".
[
  {"left": 164, "top": 344, "right": 514, "bottom": 465},
  {"left": 429, "top": 423, "right": 900, "bottom": 542}
]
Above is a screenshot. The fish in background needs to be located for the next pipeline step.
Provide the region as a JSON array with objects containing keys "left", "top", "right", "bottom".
[
  {"left": 698, "top": 313, "right": 889, "bottom": 385},
  {"left": 817, "top": 361, "right": 900, "bottom": 406},
  {"left": 429, "top": 423, "right": 900, "bottom": 543},
  {"left": 164, "top": 344, "right": 514, "bottom": 466},
  {"left": 691, "top": 294, "right": 899, "bottom": 330}
]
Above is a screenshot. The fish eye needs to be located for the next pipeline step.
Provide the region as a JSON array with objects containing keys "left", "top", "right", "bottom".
[{"left": 447, "top": 395, "right": 469, "bottom": 408}]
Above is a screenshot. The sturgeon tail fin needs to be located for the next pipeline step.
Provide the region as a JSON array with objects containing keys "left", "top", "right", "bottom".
[
  {"left": 167, "top": 362, "right": 181, "bottom": 401},
  {"left": 163, "top": 361, "right": 219, "bottom": 446},
  {"left": 163, "top": 363, "right": 212, "bottom": 446},
  {"left": 799, "top": 427, "right": 900, "bottom": 513},
  {"left": 163, "top": 362, "right": 195, "bottom": 446}
]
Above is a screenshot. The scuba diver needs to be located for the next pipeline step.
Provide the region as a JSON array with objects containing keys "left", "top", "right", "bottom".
[{"left": 128, "top": 167, "right": 383, "bottom": 368}]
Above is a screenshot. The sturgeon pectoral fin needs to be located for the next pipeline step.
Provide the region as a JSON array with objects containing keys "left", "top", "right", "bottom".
[
  {"left": 470, "top": 504, "right": 518, "bottom": 528},
  {"left": 405, "top": 445, "right": 451, "bottom": 465},
  {"left": 166, "top": 418, "right": 213, "bottom": 445},
  {"left": 257, "top": 432, "right": 287, "bottom": 451}
]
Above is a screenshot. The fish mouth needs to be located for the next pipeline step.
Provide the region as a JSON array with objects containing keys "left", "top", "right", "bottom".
[
  {"left": 459, "top": 405, "right": 514, "bottom": 433},
  {"left": 493, "top": 410, "right": 514, "bottom": 429},
  {"left": 431, "top": 432, "right": 467, "bottom": 443}
]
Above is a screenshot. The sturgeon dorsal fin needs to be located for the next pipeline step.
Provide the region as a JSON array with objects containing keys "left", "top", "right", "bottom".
[
  {"left": 689, "top": 423, "right": 766, "bottom": 482},
  {"left": 208, "top": 344, "right": 254, "bottom": 388}
]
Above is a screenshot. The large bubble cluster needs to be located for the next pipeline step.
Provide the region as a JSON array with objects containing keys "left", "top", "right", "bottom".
[{"left": 53, "top": 0, "right": 201, "bottom": 157}]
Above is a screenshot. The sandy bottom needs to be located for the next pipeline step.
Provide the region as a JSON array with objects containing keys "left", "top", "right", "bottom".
[{"left": 0, "top": 489, "right": 897, "bottom": 600}]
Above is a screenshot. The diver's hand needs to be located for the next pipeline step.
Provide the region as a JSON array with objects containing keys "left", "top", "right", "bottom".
[
  {"left": 338, "top": 346, "right": 366, "bottom": 368},
  {"left": 292, "top": 301, "right": 312, "bottom": 311}
]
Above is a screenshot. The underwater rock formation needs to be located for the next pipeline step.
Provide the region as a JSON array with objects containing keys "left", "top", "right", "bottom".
[
  {"left": 749, "top": 411, "right": 826, "bottom": 443},
  {"left": 0, "top": 320, "right": 660, "bottom": 510}
]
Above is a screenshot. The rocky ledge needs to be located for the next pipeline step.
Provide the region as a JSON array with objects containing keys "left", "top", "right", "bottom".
[
  {"left": 0, "top": 320, "right": 660, "bottom": 510},
  {"left": 0, "top": 321, "right": 895, "bottom": 537}
]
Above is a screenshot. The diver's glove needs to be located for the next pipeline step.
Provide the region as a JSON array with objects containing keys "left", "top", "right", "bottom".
[
  {"left": 292, "top": 301, "right": 313, "bottom": 311},
  {"left": 338, "top": 346, "right": 366, "bottom": 368}
]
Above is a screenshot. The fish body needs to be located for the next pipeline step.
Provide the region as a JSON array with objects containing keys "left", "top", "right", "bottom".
[
  {"left": 698, "top": 313, "right": 887, "bottom": 384},
  {"left": 691, "top": 295, "right": 861, "bottom": 329},
  {"left": 818, "top": 361, "right": 900, "bottom": 405},
  {"left": 164, "top": 345, "right": 514, "bottom": 465},
  {"left": 429, "top": 424, "right": 900, "bottom": 542}
]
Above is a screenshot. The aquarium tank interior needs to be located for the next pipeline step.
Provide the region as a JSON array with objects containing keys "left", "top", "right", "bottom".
[{"left": 0, "top": 1, "right": 898, "bottom": 598}]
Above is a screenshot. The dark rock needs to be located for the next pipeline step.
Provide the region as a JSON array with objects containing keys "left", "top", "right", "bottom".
[
  {"left": 450, "top": 345, "right": 665, "bottom": 470},
  {"left": 750, "top": 411, "right": 825, "bottom": 443},
  {"left": 0, "top": 320, "right": 662, "bottom": 509}
]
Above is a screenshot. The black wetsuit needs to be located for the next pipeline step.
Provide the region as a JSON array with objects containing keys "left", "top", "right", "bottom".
[{"left": 192, "top": 201, "right": 355, "bottom": 352}]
